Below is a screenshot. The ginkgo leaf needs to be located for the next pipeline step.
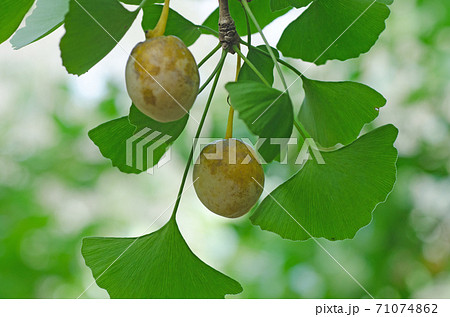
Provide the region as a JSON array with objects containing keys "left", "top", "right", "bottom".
[
  {"left": 88, "top": 105, "right": 188, "bottom": 174},
  {"left": 120, "top": 0, "right": 162, "bottom": 4},
  {"left": 82, "top": 219, "right": 243, "bottom": 298},
  {"left": 271, "top": 0, "right": 392, "bottom": 12},
  {"left": 88, "top": 116, "right": 139, "bottom": 173},
  {"left": 203, "top": 0, "right": 290, "bottom": 37},
  {"left": 60, "top": 0, "right": 138, "bottom": 75},
  {"left": 238, "top": 45, "right": 279, "bottom": 86},
  {"left": 142, "top": 4, "right": 201, "bottom": 47},
  {"left": 226, "top": 81, "right": 294, "bottom": 162},
  {"left": 277, "top": 0, "right": 391, "bottom": 65},
  {"left": 270, "top": 0, "right": 312, "bottom": 12},
  {"left": 298, "top": 76, "right": 386, "bottom": 147},
  {"left": 10, "top": 0, "right": 69, "bottom": 49},
  {"left": 0, "top": 0, "right": 34, "bottom": 45},
  {"left": 251, "top": 124, "right": 398, "bottom": 241}
]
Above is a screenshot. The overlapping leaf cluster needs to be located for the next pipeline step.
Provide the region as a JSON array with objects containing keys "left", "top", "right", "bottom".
[{"left": 2, "top": 0, "right": 397, "bottom": 298}]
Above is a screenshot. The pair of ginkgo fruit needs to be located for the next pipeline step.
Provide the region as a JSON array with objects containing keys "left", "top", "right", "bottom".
[{"left": 125, "top": 35, "right": 265, "bottom": 218}]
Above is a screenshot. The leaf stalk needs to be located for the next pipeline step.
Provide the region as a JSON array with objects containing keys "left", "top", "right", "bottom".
[
  {"left": 137, "top": 0, "right": 149, "bottom": 10},
  {"left": 198, "top": 51, "right": 227, "bottom": 94},
  {"left": 240, "top": 0, "right": 287, "bottom": 90},
  {"left": 198, "top": 43, "right": 222, "bottom": 68},
  {"left": 195, "top": 25, "right": 305, "bottom": 81},
  {"left": 240, "top": 40, "right": 305, "bottom": 79},
  {"left": 196, "top": 24, "right": 220, "bottom": 37},
  {"left": 170, "top": 50, "right": 227, "bottom": 220},
  {"left": 233, "top": 45, "right": 270, "bottom": 88},
  {"left": 294, "top": 120, "right": 311, "bottom": 140}
]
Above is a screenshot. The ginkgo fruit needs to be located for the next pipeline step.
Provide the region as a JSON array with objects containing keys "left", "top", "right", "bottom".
[
  {"left": 193, "top": 139, "right": 265, "bottom": 218},
  {"left": 125, "top": 36, "right": 200, "bottom": 122}
]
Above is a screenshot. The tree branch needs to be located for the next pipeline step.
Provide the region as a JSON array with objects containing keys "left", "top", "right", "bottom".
[{"left": 218, "top": 0, "right": 240, "bottom": 53}]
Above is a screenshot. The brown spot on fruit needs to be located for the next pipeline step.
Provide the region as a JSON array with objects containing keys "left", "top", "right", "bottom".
[
  {"left": 143, "top": 88, "right": 156, "bottom": 106},
  {"left": 125, "top": 36, "right": 199, "bottom": 122},
  {"left": 193, "top": 139, "right": 265, "bottom": 218}
]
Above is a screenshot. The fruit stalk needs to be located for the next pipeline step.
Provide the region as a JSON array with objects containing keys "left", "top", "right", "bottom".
[
  {"left": 218, "top": 0, "right": 240, "bottom": 53},
  {"left": 146, "top": 0, "right": 170, "bottom": 39},
  {"left": 225, "top": 54, "right": 241, "bottom": 139}
]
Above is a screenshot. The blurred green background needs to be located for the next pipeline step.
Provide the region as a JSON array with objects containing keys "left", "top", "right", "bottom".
[{"left": 0, "top": 0, "right": 449, "bottom": 298}]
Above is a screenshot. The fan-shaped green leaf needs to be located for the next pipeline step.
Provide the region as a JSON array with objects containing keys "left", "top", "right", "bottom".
[
  {"left": 270, "top": 0, "right": 312, "bottom": 11},
  {"left": 298, "top": 77, "right": 386, "bottom": 147},
  {"left": 88, "top": 116, "right": 138, "bottom": 173},
  {"left": 277, "top": 0, "right": 391, "bottom": 65},
  {"left": 120, "top": 0, "right": 162, "bottom": 4},
  {"left": 11, "top": 0, "right": 69, "bottom": 49},
  {"left": 203, "top": 0, "right": 290, "bottom": 37},
  {"left": 119, "top": 0, "right": 142, "bottom": 4},
  {"left": 0, "top": 0, "right": 35, "bottom": 45},
  {"left": 226, "top": 81, "right": 293, "bottom": 162},
  {"left": 251, "top": 124, "right": 398, "bottom": 241},
  {"left": 60, "top": 0, "right": 138, "bottom": 75},
  {"left": 142, "top": 4, "right": 200, "bottom": 47},
  {"left": 238, "top": 45, "right": 278, "bottom": 86},
  {"left": 128, "top": 104, "right": 188, "bottom": 137},
  {"left": 88, "top": 106, "right": 188, "bottom": 174},
  {"left": 82, "top": 219, "right": 242, "bottom": 298}
]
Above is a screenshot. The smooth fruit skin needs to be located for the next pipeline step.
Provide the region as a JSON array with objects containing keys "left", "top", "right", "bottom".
[
  {"left": 125, "top": 36, "right": 200, "bottom": 122},
  {"left": 193, "top": 139, "right": 265, "bottom": 218}
]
